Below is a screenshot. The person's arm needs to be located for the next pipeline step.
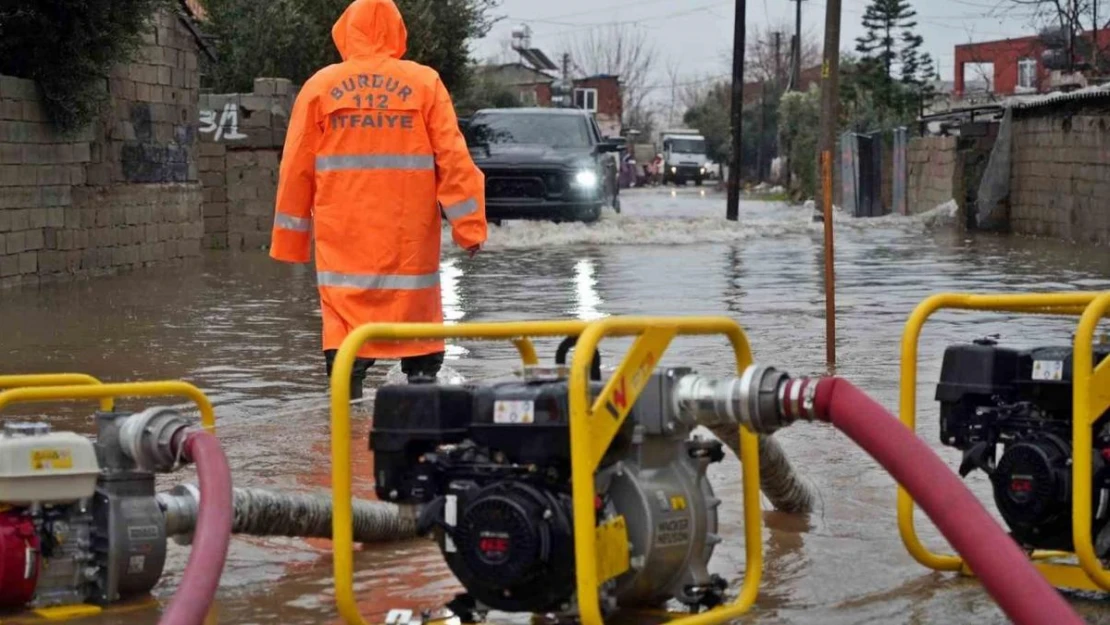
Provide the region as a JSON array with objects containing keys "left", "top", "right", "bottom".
[
  {"left": 426, "top": 77, "right": 487, "bottom": 252},
  {"left": 270, "top": 90, "right": 322, "bottom": 263}
]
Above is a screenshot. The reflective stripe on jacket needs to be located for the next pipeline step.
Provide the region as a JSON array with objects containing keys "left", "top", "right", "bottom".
[{"left": 270, "top": 0, "right": 487, "bottom": 359}]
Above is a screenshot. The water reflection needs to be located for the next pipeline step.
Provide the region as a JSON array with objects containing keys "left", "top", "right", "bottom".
[
  {"left": 440, "top": 258, "right": 468, "bottom": 359},
  {"left": 441, "top": 258, "right": 464, "bottom": 324},
  {"left": 572, "top": 258, "right": 605, "bottom": 320}
]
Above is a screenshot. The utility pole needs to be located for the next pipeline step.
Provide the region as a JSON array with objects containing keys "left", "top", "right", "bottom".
[
  {"left": 774, "top": 31, "right": 783, "bottom": 87},
  {"left": 773, "top": 32, "right": 782, "bottom": 182},
  {"left": 816, "top": 0, "right": 842, "bottom": 367},
  {"left": 726, "top": 0, "right": 748, "bottom": 221},
  {"left": 1094, "top": 0, "right": 1100, "bottom": 71},
  {"left": 1069, "top": 0, "right": 1078, "bottom": 73},
  {"left": 792, "top": 0, "right": 804, "bottom": 89}
]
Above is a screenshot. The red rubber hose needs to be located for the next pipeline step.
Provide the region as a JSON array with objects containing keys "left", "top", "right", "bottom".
[
  {"left": 812, "top": 377, "right": 1084, "bottom": 625},
  {"left": 159, "top": 431, "right": 233, "bottom": 625}
]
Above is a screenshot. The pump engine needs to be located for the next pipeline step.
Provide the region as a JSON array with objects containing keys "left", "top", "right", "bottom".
[
  {"left": 371, "top": 363, "right": 728, "bottom": 621},
  {"left": 936, "top": 337, "right": 1110, "bottom": 555},
  {"left": 0, "top": 410, "right": 189, "bottom": 612}
]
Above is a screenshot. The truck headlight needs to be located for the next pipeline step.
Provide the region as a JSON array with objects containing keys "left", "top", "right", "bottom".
[
  {"left": 574, "top": 170, "right": 598, "bottom": 188},
  {"left": 671, "top": 167, "right": 677, "bottom": 173}
]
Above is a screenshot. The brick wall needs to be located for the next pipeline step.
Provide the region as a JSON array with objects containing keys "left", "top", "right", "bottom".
[
  {"left": 0, "top": 8, "right": 202, "bottom": 289},
  {"left": 199, "top": 78, "right": 293, "bottom": 250},
  {"left": 1009, "top": 113, "right": 1110, "bottom": 245},
  {"left": 907, "top": 136, "right": 958, "bottom": 215}
]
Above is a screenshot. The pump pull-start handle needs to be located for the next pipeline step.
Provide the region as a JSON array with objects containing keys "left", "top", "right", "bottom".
[{"left": 554, "top": 336, "right": 602, "bottom": 381}]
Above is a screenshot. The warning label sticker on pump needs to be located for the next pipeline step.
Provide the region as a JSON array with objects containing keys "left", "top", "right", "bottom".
[
  {"left": 1032, "top": 360, "right": 1064, "bottom": 381},
  {"left": 30, "top": 448, "right": 73, "bottom": 470},
  {"left": 494, "top": 400, "right": 535, "bottom": 424}
]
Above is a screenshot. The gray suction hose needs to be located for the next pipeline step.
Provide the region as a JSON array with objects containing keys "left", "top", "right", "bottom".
[
  {"left": 703, "top": 425, "right": 816, "bottom": 514},
  {"left": 158, "top": 485, "right": 418, "bottom": 544}
]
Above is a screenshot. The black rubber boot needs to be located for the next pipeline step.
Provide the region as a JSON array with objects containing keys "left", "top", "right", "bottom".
[
  {"left": 401, "top": 351, "right": 445, "bottom": 383},
  {"left": 324, "top": 350, "right": 376, "bottom": 401}
]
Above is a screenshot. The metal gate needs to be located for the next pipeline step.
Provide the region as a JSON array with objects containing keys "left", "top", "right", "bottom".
[{"left": 893, "top": 127, "right": 908, "bottom": 216}]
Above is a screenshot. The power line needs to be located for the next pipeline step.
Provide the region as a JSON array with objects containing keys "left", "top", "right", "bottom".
[
  {"left": 504, "top": 0, "right": 733, "bottom": 36},
  {"left": 527, "top": 0, "right": 678, "bottom": 22}
]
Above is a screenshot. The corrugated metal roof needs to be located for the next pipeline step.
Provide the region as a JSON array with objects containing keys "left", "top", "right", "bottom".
[{"left": 1009, "top": 84, "right": 1110, "bottom": 110}]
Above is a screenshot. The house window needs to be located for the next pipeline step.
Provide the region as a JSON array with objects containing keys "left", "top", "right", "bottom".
[
  {"left": 519, "top": 89, "right": 537, "bottom": 106},
  {"left": 1018, "top": 58, "right": 1037, "bottom": 90},
  {"left": 574, "top": 88, "right": 598, "bottom": 112}
]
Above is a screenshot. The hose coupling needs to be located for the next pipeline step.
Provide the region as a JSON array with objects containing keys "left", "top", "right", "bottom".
[
  {"left": 156, "top": 483, "right": 201, "bottom": 545},
  {"left": 673, "top": 365, "right": 822, "bottom": 434},
  {"left": 118, "top": 407, "right": 195, "bottom": 472}
]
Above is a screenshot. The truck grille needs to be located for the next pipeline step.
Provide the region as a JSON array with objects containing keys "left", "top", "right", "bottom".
[{"left": 485, "top": 171, "right": 565, "bottom": 200}]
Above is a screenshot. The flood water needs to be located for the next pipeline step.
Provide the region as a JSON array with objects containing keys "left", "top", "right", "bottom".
[{"left": 3, "top": 187, "right": 1110, "bottom": 624}]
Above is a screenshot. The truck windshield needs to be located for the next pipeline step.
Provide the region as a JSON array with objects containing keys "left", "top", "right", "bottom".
[
  {"left": 669, "top": 138, "right": 705, "bottom": 154},
  {"left": 466, "top": 113, "right": 592, "bottom": 148}
]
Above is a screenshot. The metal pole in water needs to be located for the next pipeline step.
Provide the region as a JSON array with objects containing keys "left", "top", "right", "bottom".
[
  {"left": 727, "top": 0, "right": 748, "bottom": 221},
  {"left": 817, "top": 0, "right": 841, "bottom": 367}
]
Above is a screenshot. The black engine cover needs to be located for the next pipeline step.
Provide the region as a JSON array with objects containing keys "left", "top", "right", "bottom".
[
  {"left": 433, "top": 481, "right": 576, "bottom": 613},
  {"left": 936, "top": 339, "right": 1110, "bottom": 556},
  {"left": 991, "top": 434, "right": 1073, "bottom": 551}
]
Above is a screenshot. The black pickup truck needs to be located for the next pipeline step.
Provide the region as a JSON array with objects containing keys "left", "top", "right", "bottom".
[{"left": 462, "top": 108, "right": 621, "bottom": 224}]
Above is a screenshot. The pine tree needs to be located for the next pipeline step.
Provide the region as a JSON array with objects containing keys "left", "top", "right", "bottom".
[{"left": 854, "top": 0, "right": 933, "bottom": 120}]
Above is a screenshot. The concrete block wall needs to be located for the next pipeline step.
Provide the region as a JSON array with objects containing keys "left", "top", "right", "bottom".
[
  {"left": 1010, "top": 114, "right": 1110, "bottom": 245},
  {"left": 0, "top": 8, "right": 203, "bottom": 289},
  {"left": 906, "top": 136, "right": 958, "bottom": 215},
  {"left": 199, "top": 78, "right": 294, "bottom": 250}
]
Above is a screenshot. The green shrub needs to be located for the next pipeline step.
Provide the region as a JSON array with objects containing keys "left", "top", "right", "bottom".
[
  {"left": 0, "top": 0, "right": 168, "bottom": 133},
  {"left": 202, "top": 0, "right": 499, "bottom": 95},
  {"left": 779, "top": 87, "right": 821, "bottom": 199}
]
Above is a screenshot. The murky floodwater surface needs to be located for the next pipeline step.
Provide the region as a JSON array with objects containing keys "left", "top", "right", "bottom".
[{"left": 3, "top": 188, "right": 1110, "bottom": 624}]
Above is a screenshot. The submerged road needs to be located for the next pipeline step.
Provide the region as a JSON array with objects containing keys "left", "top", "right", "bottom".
[{"left": 3, "top": 187, "right": 1110, "bottom": 624}]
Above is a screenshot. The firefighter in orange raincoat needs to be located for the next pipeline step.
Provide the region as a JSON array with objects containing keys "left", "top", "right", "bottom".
[{"left": 270, "top": 0, "right": 487, "bottom": 399}]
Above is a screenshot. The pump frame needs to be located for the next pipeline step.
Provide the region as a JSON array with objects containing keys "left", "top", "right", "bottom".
[
  {"left": 0, "top": 377, "right": 217, "bottom": 623},
  {"left": 899, "top": 291, "right": 1110, "bottom": 592},
  {"left": 0, "top": 374, "right": 114, "bottom": 412},
  {"left": 328, "top": 316, "right": 764, "bottom": 625}
]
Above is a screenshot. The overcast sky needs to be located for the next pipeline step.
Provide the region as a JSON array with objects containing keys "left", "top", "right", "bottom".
[{"left": 471, "top": 0, "right": 1048, "bottom": 95}]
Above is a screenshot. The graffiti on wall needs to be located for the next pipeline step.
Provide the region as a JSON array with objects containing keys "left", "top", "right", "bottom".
[{"left": 200, "top": 102, "right": 247, "bottom": 142}]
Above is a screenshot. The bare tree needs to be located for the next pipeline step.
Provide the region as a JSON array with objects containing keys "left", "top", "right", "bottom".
[
  {"left": 717, "top": 21, "right": 821, "bottom": 87},
  {"left": 1008, "top": 0, "right": 1109, "bottom": 73},
  {"left": 663, "top": 57, "right": 685, "bottom": 128},
  {"left": 565, "top": 24, "right": 659, "bottom": 120}
]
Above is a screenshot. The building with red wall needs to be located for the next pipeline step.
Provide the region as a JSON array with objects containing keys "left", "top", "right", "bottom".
[{"left": 954, "top": 31, "right": 1110, "bottom": 97}]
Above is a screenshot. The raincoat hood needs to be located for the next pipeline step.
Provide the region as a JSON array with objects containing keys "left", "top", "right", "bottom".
[{"left": 331, "top": 0, "right": 408, "bottom": 61}]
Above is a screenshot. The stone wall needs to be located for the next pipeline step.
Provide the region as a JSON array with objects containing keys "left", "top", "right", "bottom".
[
  {"left": 0, "top": 8, "right": 203, "bottom": 289},
  {"left": 1010, "top": 112, "right": 1110, "bottom": 245},
  {"left": 907, "top": 136, "right": 958, "bottom": 215},
  {"left": 199, "top": 78, "right": 293, "bottom": 250}
]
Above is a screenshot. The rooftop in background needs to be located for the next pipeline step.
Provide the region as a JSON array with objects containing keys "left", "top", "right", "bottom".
[{"left": 478, "top": 63, "right": 555, "bottom": 85}]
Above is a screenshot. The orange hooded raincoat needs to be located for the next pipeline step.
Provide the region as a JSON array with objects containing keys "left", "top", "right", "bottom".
[{"left": 270, "top": 0, "right": 487, "bottom": 359}]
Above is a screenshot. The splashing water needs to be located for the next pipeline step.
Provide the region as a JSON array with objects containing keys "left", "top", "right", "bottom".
[{"left": 438, "top": 199, "right": 961, "bottom": 251}]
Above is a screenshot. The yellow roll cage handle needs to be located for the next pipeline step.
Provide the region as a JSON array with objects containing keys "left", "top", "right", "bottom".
[
  {"left": 898, "top": 291, "right": 1110, "bottom": 592},
  {"left": 0, "top": 374, "right": 115, "bottom": 412},
  {"left": 329, "top": 317, "right": 764, "bottom": 625},
  {"left": 0, "top": 381, "right": 216, "bottom": 433}
]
